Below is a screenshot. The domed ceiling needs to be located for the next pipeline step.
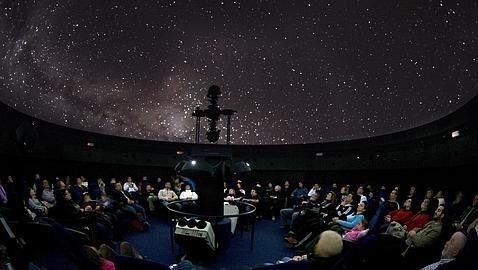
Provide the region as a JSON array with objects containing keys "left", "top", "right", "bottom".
[{"left": 1, "top": 0, "right": 477, "bottom": 144}]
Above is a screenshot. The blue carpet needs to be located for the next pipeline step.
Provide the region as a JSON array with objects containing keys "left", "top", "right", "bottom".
[{"left": 123, "top": 217, "right": 295, "bottom": 269}]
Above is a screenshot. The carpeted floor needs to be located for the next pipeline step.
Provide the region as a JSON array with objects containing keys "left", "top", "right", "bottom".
[{"left": 123, "top": 216, "right": 295, "bottom": 269}]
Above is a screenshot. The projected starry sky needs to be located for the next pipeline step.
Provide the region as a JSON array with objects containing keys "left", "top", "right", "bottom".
[{"left": 1, "top": 0, "right": 477, "bottom": 144}]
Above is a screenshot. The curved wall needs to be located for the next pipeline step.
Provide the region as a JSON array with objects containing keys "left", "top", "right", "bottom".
[{"left": 1, "top": 95, "right": 478, "bottom": 185}]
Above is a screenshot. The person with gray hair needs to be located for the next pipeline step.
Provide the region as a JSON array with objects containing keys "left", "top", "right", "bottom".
[
  {"left": 420, "top": 231, "right": 467, "bottom": 270},
  {"left": 260, "top": 230, "right": 343, "bottom": 270}
]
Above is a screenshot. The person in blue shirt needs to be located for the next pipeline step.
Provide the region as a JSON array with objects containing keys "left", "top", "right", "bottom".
[{"left": 290, "top": 181, "right": 309, "bottom": 206}]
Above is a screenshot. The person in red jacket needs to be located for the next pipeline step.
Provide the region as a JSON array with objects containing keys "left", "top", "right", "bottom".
[
  {"left": 379, "top": 198, "right": 415, "bottom": 232},
  {"left": 384, "top": 198, "right": 432, "bottom": 239},
  {"left": 403, "top": 198, "right": 431, "bottom": 231}
]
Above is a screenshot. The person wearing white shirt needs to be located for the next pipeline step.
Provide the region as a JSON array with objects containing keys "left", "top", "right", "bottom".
[
  {"left": 179, "top": 184, "right": 198, "bottom": 200},
  {"left": 308, "top": 183, "right": 321, "bottom": 197},
  {"left": 123, "top": 176, "right": 138, "bottom": 193},
  {"left": 420, "top": 231, "right": 467, "bottom": 270}
]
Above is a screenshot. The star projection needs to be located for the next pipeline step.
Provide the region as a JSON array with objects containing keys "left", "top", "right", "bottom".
[{"left": 1, "top": 1, "right": 477, "bottom": 144}]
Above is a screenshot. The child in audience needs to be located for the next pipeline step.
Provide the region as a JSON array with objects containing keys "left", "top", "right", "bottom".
[{"left": 344, "top": 219, "right": 369, "bottom": 242}]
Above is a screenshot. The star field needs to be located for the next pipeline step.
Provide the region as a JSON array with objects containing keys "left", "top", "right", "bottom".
[{"left": 1, "top": 0, "right": 477, "bottom": 144}]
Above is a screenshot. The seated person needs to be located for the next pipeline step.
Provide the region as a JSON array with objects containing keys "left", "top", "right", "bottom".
[
  {"left": 41, "top": 179, "right": 56, "bottom": 207},
  {"left": 179, "top": 184, "right": 198, "bottom": 201},
  {"left": 402, "top": 205, "right": 445, "bottom": 256},
  {"left": 141, "top": 184, "right": 159, "bottom": 212},
  {"left": 380, "top": 198, "right": 415, "bottom": 232},
  {"left": 331, "top": 202, "right": 366, "bottom": 231},
  {"left": 290, "top": 181, "right": 309, "bottom": 205},
  {"left": 26, "top": 187, "right": 49, "bottom": 216},
  {"left": 83, "top": 245, "right": 116, "bottom": 270},
  {"left": 386, "top": 198, "right": 431, "bottom": 236},
  {"left": 111, "top": 182, "right": 149, "bottom": 229},
  {"left": 344, "top": 219, "right": 369, "bottom": 242},
  {"left": 419, "top": 231, "right": 467, "bottom": 270},
  {"left": 280, "top": 192, "right": 320, "bottom": 230},
  {"left": 157, "top": 181, "right": 178, "bottom": 207},
  {"left": 262, "top": 230, "right": 343, "bottom": 270},
  {"left": 451, "top": 194, "right": 478, "bottom": 232}
]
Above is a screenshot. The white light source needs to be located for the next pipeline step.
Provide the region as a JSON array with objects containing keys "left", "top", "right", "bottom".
[
  {"left": 451, "top": 130, "right": 460, "bottom": 138},
  {"left": 315, "top": 152, "right": 323, "bottom": 157},
  {"left": 245, "top": 162, "right": 250, "bottom": 167},
  {"left": 191, "top": 160, "right": 197, "bottom": 165}
]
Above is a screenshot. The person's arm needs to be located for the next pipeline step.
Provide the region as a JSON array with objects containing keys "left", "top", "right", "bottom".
[
  {"left": 179, "top": 192, "right": 187, "bottom": 200},
  {"left": 123, "top": 183, "right": 129, "bottom": 192},
  {"left": 191, "top": 192, "right": 198, "bottom": 200},
  {"left": 338, "top": 215, "right": 363, "bottom": 229},
  {"left": 467, "top": 216, "right": 478, "bottom": 233},
  {"left": 308, "top": 188, "right": 315, "bottom": 197},
  {"left": 132, "top": 183, "right": 138, "bottom": 192},
  {"left": 158, "top": 190, "right": 166, "bottom": 200},
  {"left": 171, "top": 191, "right": 178, "bottom": 200},
  {"left": 407, "top": 222, "right": 442, "bottom": 248}
]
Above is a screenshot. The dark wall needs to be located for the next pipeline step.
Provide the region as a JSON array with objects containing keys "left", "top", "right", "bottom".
[{"left": 1, "top": 94, "right": 478, "bottom": 189}]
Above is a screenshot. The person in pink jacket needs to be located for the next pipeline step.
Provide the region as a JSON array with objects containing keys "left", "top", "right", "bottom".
[{"left": 344, "top": 219, "right": 369, "bottom": 242}]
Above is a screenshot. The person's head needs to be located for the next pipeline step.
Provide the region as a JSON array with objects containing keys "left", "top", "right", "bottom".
[
  {"left": 345, "top": 193, "right": 354, "bottom": 204},
  {"left": 156, "top": 177, "right": 162, "bottom": 183},
  {"left": 357, "top": 185, "right": 364, "bottom": 195},
  {"left": 441, "top": 231, "right": 467, "bottom": 259},
  {"left": 142, "top": 176, "right": 148, "bottom": 181},
  {"left": 357, "top": 202, "right": 366, "bottom": 213},
  {"left": 332, "top": 183, "right": 338, "bottom": 188},
  {"left": 310, "top": 192, "right": 319, "bottom": 202},
  {"left": 56, "top": 180, "right": 66, "bottom": 189},
  {"left": 83, "top": 193, "right": 91, "bottom": 202},
  {"left": 76, "top": 177, "right": 83, "bottom": 186},
  {"left": 274, "top": 185, "right": 281, "bottom": 192},
  {"left": 126, "top": 176, "right": 133, "bottom": 183},
  {"left": 403, "top": 198, "right": 413, "bottom": 210},
  {"left": 267, "top": 182, "right": 273, "bottom": 188},
  {"left": 409, "top": 186, "right": 416, "bottom": 195},
  {"left": 164, "top": 181, "right": 172, "bottom": 189},
  {"left": 42, "top": 179, "right": 50, "bottom": 189},
  {"left": 313, "top": 183, "right": 320, "bottom": 189},
  {"left": 145, "top": 184, "right": 153, "bottom": 192},
  {"left": 27, "top": 188, "right": 36, "bottom": 198},
  {"left": 314, "top": 230, "right": 343, "bottom": 258},
  {"left": 389, "top": 190, "right": 398, "bottom": 202},
  {"left": 433, "top": 205, "right": 445, "bottom": 221},
  {"left": 7, "top": 175, "right": 13, "bottom": 183},
  {"left": 453, "top": 191, "right": 464, "bottom": 204},
  {"left": 97, "top": 177, "right": 104, "bottom": 184},
  {"left": 61, "top": 189, "right": 72, "bottom": 201},
  {"left": 298, "top": 181, "right": 304, "bottom": 188},
  {"left": 110, "top": 178, "right": 116, "bottom": 185},
  {"left": 228, "top": 188, "right": 236, "bottom": 195},
  {"left": 185, "top": 184, "right": 192, "bottom": 191},
  {"left": 114, "top": 182, "right": 122, "bottom": 191},
  {"left": 340, "top": 186, "right": 349, "bottom": 195},
  {"left": 34, "top": 173, "right": 40, "bottom": 180},
  {"left": 421, "top": 198, "right": 430, "bottom": 211},
  {"left": 250, "top": 188, "right": 258, "bottom": 197},
  {"left": 283, "top": 181, "right": 290, "bottom": 189},
  {"left": 326, "top": 191, "right": 336, "bottom": 202},
  {"left": 358, "top": 219, "right": 369, "bottom": 230},
  {"left": 425, "top": 188, "right": 434, "bottom": 199},
  {"left": 435, "top": 190, "right": 444, "bottom": 198}
]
